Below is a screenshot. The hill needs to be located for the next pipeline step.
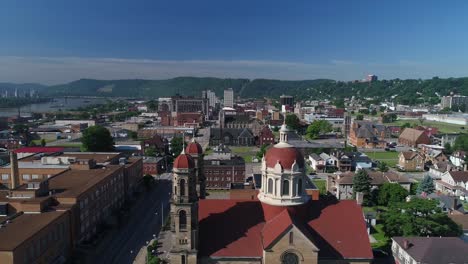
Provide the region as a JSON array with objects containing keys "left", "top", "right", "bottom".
[{"left": 3, "top": 76, "right": 468, "bottom": 104}]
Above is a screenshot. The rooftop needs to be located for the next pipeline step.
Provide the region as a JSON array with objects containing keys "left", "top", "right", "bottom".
[
  {"left": 0, "top": 211, "right": 67, "bottom": 251},
  {"left": 49, "top": 165, "right": 122, "bottom": 199}
]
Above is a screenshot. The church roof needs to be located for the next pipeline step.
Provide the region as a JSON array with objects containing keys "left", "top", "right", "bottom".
[
  {"left": 198, "top": 198, "right": 373, "bottom": 260},
  {"left": 173, "top": 153, "right": 195, "bottom": 169},
  {"left": 264, "top": 146, "right": 304, "bottom": 169},
  {"left": 185, "top": 139, "right": 203, "bottom": 155}
]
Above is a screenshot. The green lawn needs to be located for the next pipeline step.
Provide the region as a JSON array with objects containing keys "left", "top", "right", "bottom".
[
  {"left": 230, "top": 146, "right": 258, "bottom": 163},
  {"left": 311, "top": 179, "right": 327, "bottom": 195},
  {"left": 31, "top": 138, "right": 56, "bottom": 145},
  {"left": 362, "top": 151, "right": 399, "bottom": 167},
  {"left": 371, "top": 224, "right": 390, "bottom": 249},
  {"left": 387, "top": 119, "right": 466, "bottom": 134},
  {"left": 54, "top": 143, "right": 83, "bottom": 148}
]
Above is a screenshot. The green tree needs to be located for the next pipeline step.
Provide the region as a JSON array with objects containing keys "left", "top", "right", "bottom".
[
  {"left": 382, "top": 198, "right": 462, "bottom": 237},
  {"left": 333, "top": 98, "right": 345, "bottom": 108},
  {"left": 142, "top": 174, "right": 155, "bottom": 190},
  {"left": 285, "top": 114, "right": 301, "bottom": 131},
  {"left": 40, "top": 139, "right": 46, "bottom": 147},
  {"left": 453, "top": 133, "right": 468, "bottom": 152},
  {"left": 81, "top": 125, "right": 115, "bottom": 152},
  {"left": 353, "top": 169, "right": 372, "bottom": 205},
  {"left": 145, "top": 146, "right": 157, "bottom": 157},
  {"left": 355, "top": 114, "right": 364, "bottom": 121},
  {"left": 306, "top": 120, "right": 333, "bottom": 139},
  {"left": 377, "top": 161, "right": 389, "bottom": 172},
  {"left": 382, "top": 113, "right": 397, "bottom": 123},
  {"left": 444, "top": 142, "right": 453, "bottom": 154},
  {"left": 256, "top": 144, "right": 268, "bottom": 159},
  {"left": 129, "top": 131, "right": 138, "bottom": 140},
  {"left": 170, "top": 136, "right": 184, "bottom": 157},
  {"left": 401, "top": 122, "right": 412, "bottom": 130},
  {"left": 378, "top": 183, "right": 409, "bottom": 206},
  {"left": 146, "top": 100, "right": 158, "bottom": 112},
  {"left": 417, "top": 175, "right": 435, "bottom": 195},
  {"left": 371, "top": 109, "right": 377, "bottom": 116}
]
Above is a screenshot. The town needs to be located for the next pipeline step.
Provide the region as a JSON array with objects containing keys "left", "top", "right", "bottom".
[{"left": 1, "top": 81, "right": 468, "bottom": 263}]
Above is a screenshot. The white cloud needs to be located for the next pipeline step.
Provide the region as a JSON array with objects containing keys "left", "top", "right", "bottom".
[{"left": 0, "top": 56, "right": 465, "bottom": 85}]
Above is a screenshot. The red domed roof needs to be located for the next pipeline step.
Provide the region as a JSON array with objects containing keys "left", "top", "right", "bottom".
[
  {"left": 186, "top": 141, "right": 203, "bottom": 155},
  {"left": 264, "top": 146, "right": 304, "bottom": 169},
  {"left": 174, "top": 153, "right": 195, "bottom": 169}
]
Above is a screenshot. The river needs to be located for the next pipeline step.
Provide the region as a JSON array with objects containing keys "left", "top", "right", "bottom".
[{"left": 0, "top": 97, "right": 108, "bottom": 117}]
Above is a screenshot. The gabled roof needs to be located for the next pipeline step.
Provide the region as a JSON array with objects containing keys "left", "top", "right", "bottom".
[
  {"left": 262, "top": 209, "right": 293, "bottom": 249},
  {"left": 14, "top": 147, "right": 64, "bottom": 153},
  {"left": 399, "top": 128, "right": 427, "bottom": 142},
  {"left": 447, "top": 171, "right": 468, "bottom": 183},
  {"left": 401, "top": 151, "right": 421, "bottom": 160},
  {"left": 393, "top": 237, "right": 468, "bottom": 263}
]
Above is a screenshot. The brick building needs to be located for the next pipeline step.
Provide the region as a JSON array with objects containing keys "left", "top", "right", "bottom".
[{"left": 398, "top": 128, "right": 431, "bottom": 147}]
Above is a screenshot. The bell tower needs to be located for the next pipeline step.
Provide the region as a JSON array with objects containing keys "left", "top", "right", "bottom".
[{"left": 169, "top": 149, "right": 198, "bottom": 264}]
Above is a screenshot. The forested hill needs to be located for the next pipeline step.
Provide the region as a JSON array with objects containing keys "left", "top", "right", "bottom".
[{"left": 4, "top": 76, "right": 468, "bottom": 104}]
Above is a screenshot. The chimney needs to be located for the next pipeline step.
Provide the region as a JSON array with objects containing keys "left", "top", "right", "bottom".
[
  {"left": 403, "top": 239, "right": 410, "bottom": 250},
  {"left": 10, "top": 152, "right": 20, "bottom": 190}
]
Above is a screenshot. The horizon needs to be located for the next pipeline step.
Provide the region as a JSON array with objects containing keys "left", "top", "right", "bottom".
[{"left": 2, "top": 1, "right": 468, "bottom": 84}]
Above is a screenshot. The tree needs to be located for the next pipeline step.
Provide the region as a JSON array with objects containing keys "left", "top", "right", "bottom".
[
  {"left": 333, "top": 98, "right": 345, "bottom": 108},
  {"left": 453, "top": 133, "right": 468, "bottom": 152},
  {"left": 401, "top": 122, "right": 412, "bottom": 130},
  {"left": 378, "top": 183, "right": 409, "bottom": 206},
  {"left": 285, "top": 114, "right": 300, "bottom": 131},
  {"left": 353, "top": 169, "right": 372, "bottom": 205},
  {"left": 256, "top": 144, "right": 268, "bottom": 160},
  {"left": 355, "top": 114, "right": 364, "bottom": 121},
  {"left": 142, "top": 174, "right": 155, "bottom": 190},
  {"left": 129, "top": 131, "right": 138, "bottom": 140},
  {"left": 306, "top": 120, "right": 333, "bottom": 139},
  {"left": 371, "top": 109, "right": 377, "bottom": 116},
  {"left": 444, "top": 142, "right": 452, "bottom": 154},
  {"left": 382, "top": 198, "right": 462, "bottom": 238},
  {"left": 147, "top": 100, "right": 158, "bottom": 112},
  {"left": 417, "top": 175, "right": 435, "bottom": 195},
  {"left": 382, "top": 113, "right": 397, "bottom": 123},
  {"left": 170, "top": 136, "right": 184, "bottom": 157},
  {"left": 81, "top": 125, "right": 115, "bottom": 152},
  {"left": 145, "top": 146, "right": 156, "bottom": 157},
  {"left": 377, "top": 161, "right": 389, "bottom": 172},
  {"left": 40, "top": 139, "right": 46, "bottom": 147}
]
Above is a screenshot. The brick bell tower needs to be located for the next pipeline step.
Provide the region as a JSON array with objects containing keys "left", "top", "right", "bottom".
[
  {"left": 169, "top": 148, "right": 198, "bottom": 264},
  {"left": 185, "top": 138, "right": 206, "bottom": 199}
]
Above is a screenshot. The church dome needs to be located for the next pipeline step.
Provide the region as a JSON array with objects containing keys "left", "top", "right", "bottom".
[
  {"left": 185, "top": 138, "right": 203, "bottom": 155},
  {"left": 174, "top": 153, "right": 195, "bottom": 169},
  {"left": 264, "top": 146, "right": 304, "bottom": 170}
]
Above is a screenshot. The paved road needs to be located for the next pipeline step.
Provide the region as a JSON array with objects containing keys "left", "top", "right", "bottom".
[{"left": 93, "top": 173, "right": 172, "bottom": 264}]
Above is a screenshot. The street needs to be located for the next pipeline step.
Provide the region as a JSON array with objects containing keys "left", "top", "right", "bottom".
[{"left": 92, "top": 173, "right": 172, "bottom": 264}]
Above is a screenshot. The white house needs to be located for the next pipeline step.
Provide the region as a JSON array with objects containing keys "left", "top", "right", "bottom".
[
  {"left": 436, "top": 171, "right": 468, "bottom": 200},
  {"left": 308, "top": 153, "right": 326, "bottom": 171}
]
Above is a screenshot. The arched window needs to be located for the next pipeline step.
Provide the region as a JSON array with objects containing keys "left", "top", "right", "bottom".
[
  {"left": 181, "top": 255, "right": 186, "bottom": 264},
  {"left": 179, "top": 210, "right": 187, "bottom": 230},
  {"left": 180, "top": 179, "right": 186, "bottom": 196},
  {"left": 282, "top": 180, "right": 290, "bottom": 196},
  {"left": 267, "top": 178, "right": 273, "bottom": 194},
  {"left": 297, "top": 178, "right": 303, "bottom": 195},
  {"left": 281, "top": 252, "right": 299, "bottom": 264}
]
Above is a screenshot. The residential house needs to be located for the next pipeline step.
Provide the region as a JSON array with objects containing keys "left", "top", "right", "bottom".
[
  {"left": 448, "top": 214, "right": 468, "bottom": 242},
  {"left": 308, "top": 153, "right": 325, "bottom": 172},
  {"left": 450, "top": 151, "right": 466, "bottom": 169},
  {"left": 436, "top": 171, "right": 468, "bottom": 199},
  {"left": 428, "top": 161, "right": 452, "bottom": 179},
  {"left": 398, "top": 128, "right": 431, "bottom": 147},
  {"left": 398, "top": 151, "right": 424, "bottom": 171},
  {"left": 328, "top": 170, "right": 411, "bottom": 200},
  {"left": 329, "top": 152, "right": 352, "bottom": 172},
  {"left": 348, "top": 121, "right": 389, "bottom": 148},
  {"left": 391, "top": 237, "right": 468, "bottom": 264}
]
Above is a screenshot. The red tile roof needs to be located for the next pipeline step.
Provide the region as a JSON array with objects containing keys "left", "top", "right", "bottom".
[
  {"left": 262, "top": 209, "right": 293, "bottom": 249},
  {"left": 14, "top": 146, "right": 64, "bottom": 153},
  {"left": 185, "top": 141, "right": 203, "bottom": 155},
  {"left": 199, "top": 200, "right": 264, "bottom": 258},
  {"left": 265, "top": 146, "right": 304, "bottom": 169},
  {"left": 308, "top": 200, "right": 373, "bottom": 259},
  {"left": 198, "top": 198, "right": 373, "bottom": 260},
  {"left": 173, "top": 153, "right": 195, "bottom": 169}
]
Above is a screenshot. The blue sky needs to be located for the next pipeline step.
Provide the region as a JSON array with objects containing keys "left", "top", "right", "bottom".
[{"left": 1, "top": 0, "right": 468, "bottom": 84}]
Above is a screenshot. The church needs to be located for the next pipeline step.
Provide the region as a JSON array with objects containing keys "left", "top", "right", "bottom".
[{"left": 168, "top": 124, "right": 373, "bottom": 264}]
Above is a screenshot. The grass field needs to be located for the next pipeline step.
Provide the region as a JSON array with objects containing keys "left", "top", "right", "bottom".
[
  {"left": 311, "top": 179, "right": 327, "bottom": 195},
  {"left": 31, "top": 138, "right": 56, "bottom": 145},
  {"left": 363, "top": 151, "right": 399, "bottom": 167},
  {"left": 371, "top": 224, "right": 390, "bottom": 249},
  {"left": 387, "top": 119, "right": 466, "bottom": 134},
  {"left": 230, "top": 146, "right": 259, "bottom": 163}
]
